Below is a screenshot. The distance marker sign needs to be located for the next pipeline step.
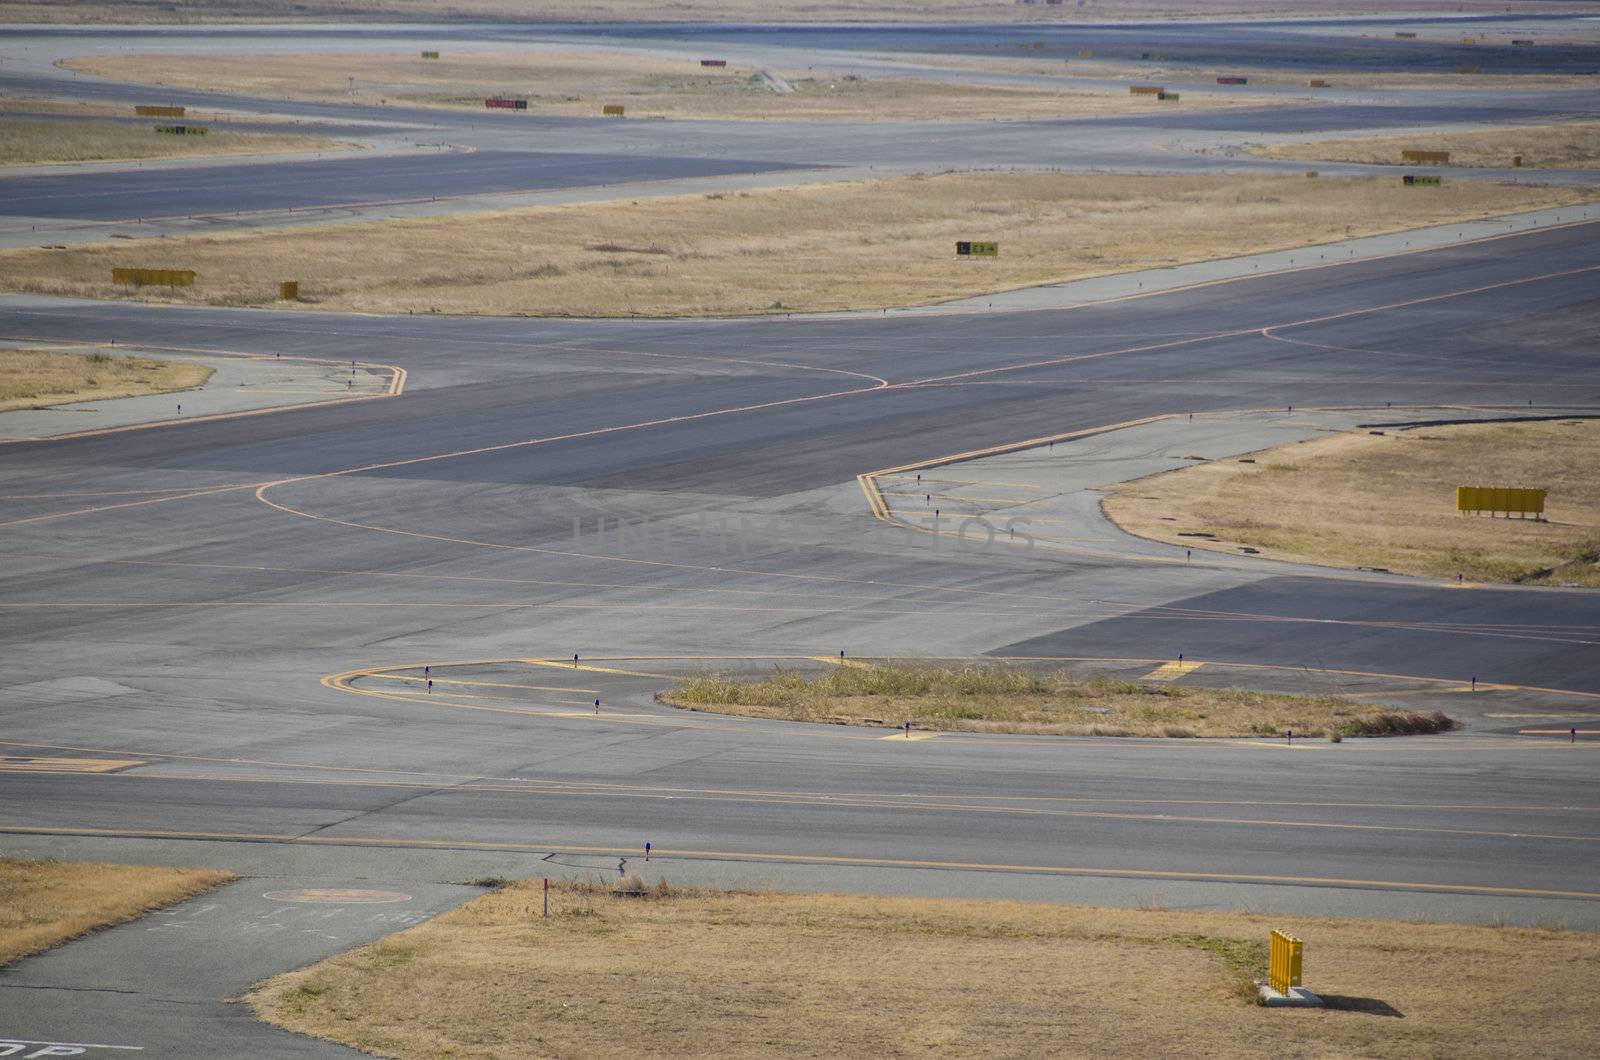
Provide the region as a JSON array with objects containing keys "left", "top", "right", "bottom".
[{"left": 956, "top": 241, "right": 998, "bottom": 257}]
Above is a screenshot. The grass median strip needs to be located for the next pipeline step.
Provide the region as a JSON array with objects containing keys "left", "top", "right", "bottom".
[
  {"left": 0, "top": 347, "right": 213, "bottom": 412},
  {"left": 659, "top": 663, "right": 1455, "bottom": 738},
  {"left": 1253, "top": 120, "right": 1600, "bottom": 169},
  {"left": 1104, "top": 419, "right": 1600, "bottom": 586},
  {"left": 0, "top": 171, "right": 1589, "bottom": 317},
  {"left": 248, "top": 877, "right": 1600, "bottom": 1059},
  {"left": 60, "top": 49, "right": 1280, "bottom": 122},
  {"left": 0, "top": 116, "right": 351, "bottom": 166},
  {"left": 1, "top": 856, "right": 233, "bottom": 965}
]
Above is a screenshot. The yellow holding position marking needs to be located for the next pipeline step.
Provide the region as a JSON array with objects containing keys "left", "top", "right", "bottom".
[
  {"left": 1142, "top": 660, "right": 1203, "bottom": 681},
  {"left": 523, "top": 659, "right": 671, "bottom": 678},
  {"left": 0, "top": 756, "right": 144, "bottom": 774}
]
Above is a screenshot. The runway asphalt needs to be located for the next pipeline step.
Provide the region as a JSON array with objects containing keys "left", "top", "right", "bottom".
[
  {"left": 4, "top": 18, "right": 1600, "bottom": 235},
  {"left": 1, "top": 14, "right": 1598, "bottom": 1057}
]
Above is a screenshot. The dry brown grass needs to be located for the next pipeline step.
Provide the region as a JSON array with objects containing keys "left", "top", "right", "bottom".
[
  {"left": 58, "top": 51, "right": 1277, "bottom": 121},
  {"left": 0, "top": 117, "right": 350, "bottom": 166},
  {"left": 0, "top": 171, "right": 1588, "bottom": 317},
  {"left": 1, "top": 856, "right": 233, "bottom": 966},
  {"left": 1255, "top": 121, "right": 1600, "bottom": 169},
  {"left": 1104, "top": 419, "right": 1600, "bottom": 586},
  {"left": 661, "top": 662, "right": 1454, "bottom": 738},
  {"left": 0, "top": 348, "right": 214, "bottom": 412},
  {"left": 0, "top": 96, "right": 327, "bottom": 124},
  {"left": 11, "top": 0, "right": 1574, "bottom": 24},
  {"left": 912, "top": 53, "right": 1600, "bottom": 92},
  {"left": 248, "top": 879, "right": 1600, "bottom": 1060}
]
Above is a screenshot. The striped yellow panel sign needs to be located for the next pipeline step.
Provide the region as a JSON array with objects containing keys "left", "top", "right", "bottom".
[
  {"left": 602, "top": 104, "right": 625, "bottom": 116},
  {"left": 1129, "top": 85, "right": 1164, "bottom": 95},
  {"left": 112, "top": 267, "right": 196, "bottom": 287},
  {"left": 1456, "top": 486, "right": 1546, "bottom": 515},
  {"left": 1306, "top": 79, "right": 1330, "bottom": 87},
  {"left": 1269, "top": 930, "right": 1303, "bottom": 993},
  {"left": 0, "top": 756, "right": 144, "bottom": 773},
  {"left": 135, "top": 104, "right": 185, "bottom": 117}
]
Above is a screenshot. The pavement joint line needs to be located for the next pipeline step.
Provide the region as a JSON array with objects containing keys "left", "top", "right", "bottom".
[
  {"left": 0, "top": 550, "right": 1054, "bottom": 608},
  {"left": 4, "top": 823, "right": 1598, "bottom": 901},
  {"left": 3, "top": 738, "right": 1593, "bottom": 813}
]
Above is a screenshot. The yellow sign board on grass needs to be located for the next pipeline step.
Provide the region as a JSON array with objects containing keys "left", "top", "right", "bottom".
[
  {"left": 1269, "top": 930, "right": 1303, "bottom": 994},
  {"left": 956, "top": 241, "right": 998, "bottom": 257},
  {"left": 1456, "top": 486, "right": 1546, "bottom": 517}
]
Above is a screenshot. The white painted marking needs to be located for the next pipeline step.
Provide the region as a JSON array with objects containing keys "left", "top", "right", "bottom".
[{"left": 0, "top": 1041, "right": 142, "bottom": 1056}]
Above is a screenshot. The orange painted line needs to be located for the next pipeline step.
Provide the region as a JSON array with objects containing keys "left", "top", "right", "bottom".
[{"left": 0, "top": 481, "right": 264, "bottom": 528}]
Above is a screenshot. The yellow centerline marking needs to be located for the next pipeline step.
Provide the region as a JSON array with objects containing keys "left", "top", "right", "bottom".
[
  {"left": 368, "top": 673, "right": 602, "bottom": 695},
  {"left": 4, "top": 823, "right": 1597, "bottom": 901},
  {"left": 523, "top": 659, "right": 671, "bottom": 678},
  {"left": 5, "top": 737, "right": 1595, "bottom": 814}
]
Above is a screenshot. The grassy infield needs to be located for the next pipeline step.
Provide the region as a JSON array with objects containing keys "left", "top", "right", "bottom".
[
  {"left": 663, "top": 663, "right": 1453, "bottom": 739},
  {"left": 249, "top": 877, "right": 1600, "bottom": 1059},
  {"left": 1106, "top": 419, "right": 1600, "bottom": 588},
  {"left": 0, "top": 116, "right": 347, "bottom": 166},
  {"left": 1256, "top": 120, "right": 1600, "bottom": 169},
  {"left": 0, "top": 172, "right": 1587, "bottom": 316},
  {"left": 58, "top": 50, "right": 1276, "bottom": 122},
  {"left": 0, "top": 857, "right": 232, "bottom": 966},
  {"left": 0, "top": 347, "right": 213, "bottom": 413}
]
